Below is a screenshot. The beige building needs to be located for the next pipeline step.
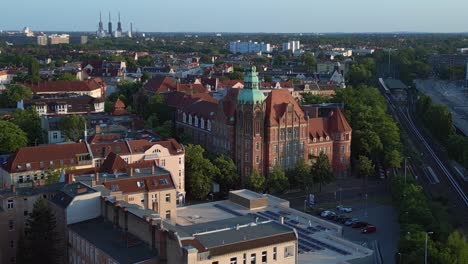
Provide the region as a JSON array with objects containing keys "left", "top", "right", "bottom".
[
  {"left": 24, "top": 78, "right": 107, "bottom": 99},
  {"left": 0, "top": 183, "right": 63, "bottom": 264},
  {"left": 49, "top": 34, "right": 70, "bottom": 45},
  {"left": 37, "top": 34, "right": 48, "bottom": 45}
]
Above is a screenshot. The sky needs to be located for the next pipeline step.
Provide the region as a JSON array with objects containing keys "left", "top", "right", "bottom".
[{"left": 2, "top": 0, "right": 468, "bottom": 33}]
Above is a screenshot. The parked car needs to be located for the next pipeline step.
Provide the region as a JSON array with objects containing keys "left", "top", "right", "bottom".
[
  {"left": 344, "top": 218, "right": 358, "bottom": 226},
  {"left": 320, "top": 210, "right": 335, "bottom": 218},
  {"left": 361, "top": 225, "right": 377, "bottom": 234},
  {"left": 337, "top": 215, "right": 350, "bottom": 223},
  {"left": 336, "top": 205, "right": 353, "bottom": 213},
  {"left": 325, "top": 211, "right": 337, "bottom": 220},
  {"left": 352, "top": 221, "right": 368, "bottom": 228}
]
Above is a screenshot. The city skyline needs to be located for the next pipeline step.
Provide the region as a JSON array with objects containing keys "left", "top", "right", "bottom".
[{"left": 2, "top": 0, "right": 468, "bottom": 33}]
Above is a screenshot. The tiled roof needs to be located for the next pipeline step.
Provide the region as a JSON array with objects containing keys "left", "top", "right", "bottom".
[
  {"left": 308, "top": 118, "right": 329, "bottom": 139},
  {"left": 127, "top": 139, "right": 155, "bottom": 153},
  {"left": 3, "top": 143, "right": 89, "bottom": 173},
  {"left": 101, "top": 174, "right": 175, "bottom": 194},
  {"left": 182, "top": 100, "right": 218, "bottom": 120},
  {"left": 100, "top": 152, "right": 128, "bottom": 174},
  {"left": 165, "top": 91, "right": 217, "bottom": 109},
  {"left": 265, "top": 89, "right": 305, "bottom": 125},
  {"left": 155, "top": 138, "right": 184, "bottom": 155},
  {"left": 24, "top": 78, "right": 105, "bottom": 94},
  {"left": 327, "top": 108, "right": 352, "bottom": 133},
  {"left": 90, "top": 142, "right": 131, "bottom": 159},
  {"left": 176, "top": 83, "right": 207, "bottom": 94},
  {"left": 221, "top": 88, "right": 242, "bottom": 119},
  {"left": 144, "top": 75, "right": 177, "bottom": 93}
]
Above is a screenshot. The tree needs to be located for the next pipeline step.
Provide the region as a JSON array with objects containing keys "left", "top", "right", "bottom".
[
  {"left": 54, "top": 72, "right": 76, "bottom": 81},
  {"left": 274, "top": 54, "right": 287, "bottom": 67},
  {"left": 268, "top": 164, "right": 289, "bottom": 193},
  {"left": 10, "top": 108, "right": 44, "bottom": 146},
  {"left": 3, "top": 84, "right": 32, "bottom": 106},
  {"left": 228, "top": 71, "right": 244, "bottom": 80},
  {"left": 302, "top": 52, "right": 317, "bottom": 72},
  {"left": 27, "top": 58, "right": 40, "bottom": 82},
  {"left": 18, "top": 198, "right": 61, "bottom": 264},
  {"left": 357, "top": 155, "right": 374, "bottom": 179},
  {"left": 292, "top": 158, "right": 313, "bottom": 192},
  {"left": 384, "top": 149, "right": 402, "bottom": 169},
  {"left": 246, "top": 169, "right": 265, "bottom": 193},
  {"left": 310, "top": 153, "right": 333, "bottom": 192},
  {"left": 0, "top": 120, "right": 28, "bottom": 153},
  {"left": 57, "top": 115, "right": 85, "bottom": 142},
  {"left": 212, "top": 154, "right": 239, "bottom": 193},
  {"left": 301, "top": 93, "right": 328, "bottom": 105},
  {"left": 185, "top": 144, "right": 219, "bottom": 200},
  {"left": 153, "top": 120, "right": 175, "bottom": 138}
]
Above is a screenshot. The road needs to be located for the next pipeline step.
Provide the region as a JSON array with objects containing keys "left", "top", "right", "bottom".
[{"left": 379, "top": 78, "right": 468, "bottom": 229}]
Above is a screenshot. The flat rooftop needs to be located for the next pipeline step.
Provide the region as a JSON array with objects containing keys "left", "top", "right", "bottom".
[
  {"left": 384, "top": 78, "right": 408, "bottom": 90},
  {"left": 176, "top": 190, "right": 373, "bottom": 264},
  {"left": 69, "top": 217, "right": 158, "bottom": 263}
]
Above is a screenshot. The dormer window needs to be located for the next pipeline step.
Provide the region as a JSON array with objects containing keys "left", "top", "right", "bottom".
[
  {"left": 326, "top": 136, "right": 329, "bottom": 141},
  {"left": 194, "top": 116, "right": 199, "bottom": 127},
  {"left": 320, "top": 137, "right": 323, "bottom": 142},
  {"left": 26, "top": 163, "right": 31, "bottom": 169}
]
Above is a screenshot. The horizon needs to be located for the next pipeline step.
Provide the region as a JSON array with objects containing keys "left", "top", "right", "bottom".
[{"left": 2, "top": 0, "right": 468, "bottom": 33}]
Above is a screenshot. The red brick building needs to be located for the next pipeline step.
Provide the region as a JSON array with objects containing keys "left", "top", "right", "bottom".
[{"left": 172, "top": 67, "right": 352, "bottom": 182}]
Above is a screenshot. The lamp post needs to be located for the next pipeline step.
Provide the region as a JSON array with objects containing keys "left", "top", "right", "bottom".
[
  {"left": 397, "top": 252, "right": 402, "bottom": 264},
  {"left": 404, "top": 157, "right": 410, "bottom": 184},
  {"left": 425, "top": 231, "right": 434, "bottom": 264}
]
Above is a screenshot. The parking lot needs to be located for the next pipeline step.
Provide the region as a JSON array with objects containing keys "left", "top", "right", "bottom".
[{"left": 315, "top": 200, "right": 399, "bottom": 264}]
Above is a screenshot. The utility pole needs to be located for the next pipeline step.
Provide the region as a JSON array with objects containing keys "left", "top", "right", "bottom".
[{"left": 425, "top": 231, "right": 434, "bottom": 264}]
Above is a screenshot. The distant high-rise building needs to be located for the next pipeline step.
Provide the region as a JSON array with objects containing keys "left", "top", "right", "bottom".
[
  {"left": 97, "top": 12, "right": 106, "bottom": 38},
  {"left": 229, "top": 40, "right": 271, "bottom": 54},
  {"left": 80, "top": 36, "right": 88, "bottom": 45},
  {"left": 128, "top": 22, "right": 133, "bottom": 38},
  {"left": 115, "top": 12, "right": 123, "bottom": 38},
  {"left": 282, "top": 40, "right": 300, "bottom": 53},
  {"left": 37, "top": 34, "right": 48, "bottom": 45},
  {"left": 49, "top": 34, "right": 69, "bottom": 45},
  {"left": 108, "top": 12, "right": 113, "bottom": 37}
]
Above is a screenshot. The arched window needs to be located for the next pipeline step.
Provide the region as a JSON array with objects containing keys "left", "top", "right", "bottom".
[
  {"left": 194, "top": 116, "right": 199, "bottom": 127},
  {"left": 201, "top": 118, "right": 205, "bottom": 129},
  {"left": 182, "top": 113, "right": 187, "bottom": 123},
  {"left": 207, "top": 120, "right": 212, "bottom": 131},
  {"left": 188, "top": 115, "right": 192, "bottom": 125}
]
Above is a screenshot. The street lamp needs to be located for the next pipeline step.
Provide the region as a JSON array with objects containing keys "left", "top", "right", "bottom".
[
  {"left": 404, "top": 157, "right": 410, "bottom": 184},
  {"left": 397, "top": 252, "right": 402, "bottom": 264},
  {"left": 425, "top": 231, "right": 434, "bottom": 264}
]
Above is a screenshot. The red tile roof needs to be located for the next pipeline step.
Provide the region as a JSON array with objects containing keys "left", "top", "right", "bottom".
[
  {"left": 165, "top": 91, "right": 217, "bottom": 109},
  {"left": 265, "top": 89, "right": 305, "bottom": 125},
  {"left": 24, "top": 78, "right": 106, "bottom": 94},
  {"left": 176, "top": 83, "right": 207, "bottom": 94},
  {"left": 3, "top": 143, "right": 89, "bottom": 173},
  {"left": 308, "top": 118, "right": 329, "bottom": 139},
  {"left": 100, "top": 152, "right": 128, "bottom": 174},
  {"left": 327, "top": 108, "right": 352, "bottom": 133},
  {"left": 90, "top": 142, "right": 131, "bottom": 159},
  {"left": 182, "top": 100, "right": 218, "bottom": 120},
  {"left": 127, "top": 139, "right": 156, "bottom": 154},
  {"left": 102, "top": 174, "right": 175, "bottom": 194},
  {"left": 221, "top": 88, "right": 242, "bottom": 119},
  {"left": 144, "top": 75, "right": 177, "bottom": 93}
]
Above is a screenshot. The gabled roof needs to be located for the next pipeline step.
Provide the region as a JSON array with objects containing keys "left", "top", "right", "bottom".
[
  {"left": 265, "top": 89, "right": 305, "bottom": 125},
  {"left": 327, "top": 108, "right": 352, "bottom": 133},
  {"left": 182, "top": 100, "right": 218, "bottom": 120},
  {"left": 100, "top": 152, "right": 128, "bottom": 174},
  {"left": 3, "top": 143, "right": 89, "bottom": 173},
  {"left": 101, "top": 174, "right": 175, "bottom": 194},
  {"left": 90, "top": 142, "right": 130, "bottom": 159},
  {"left": 127, "top": 139, "right": 156, "bottom": 154},
  {"left": 24, "top": 78, "right": 105, "bottom": 94},
  {"left": 144, "top": 75, "right": 177, "bottom": 93},
  {"left": 177, "top": 83, "right": 207, "bottom": 94},
  {"left": 308, "top": 118, "right": 329, "bottom": 139}
]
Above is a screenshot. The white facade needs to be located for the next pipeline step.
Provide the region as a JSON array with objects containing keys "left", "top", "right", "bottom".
[
  {"left": 283, "top": 41, "right": 300, "bottom": 53},
  {"left": 229, "top": 40, "right": 271, "bottom": 54},
  {"left": 66, "top": 190, "right": 101, "bottom": 225}
]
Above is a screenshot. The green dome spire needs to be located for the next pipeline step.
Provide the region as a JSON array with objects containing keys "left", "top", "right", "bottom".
[{"left": 237, "top": 66, "right": 265, "bottom": 105}]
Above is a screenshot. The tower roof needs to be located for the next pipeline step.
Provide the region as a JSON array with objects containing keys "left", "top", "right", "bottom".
[{"left": 237, "top": 66, "right": 265, "bottom": 105}]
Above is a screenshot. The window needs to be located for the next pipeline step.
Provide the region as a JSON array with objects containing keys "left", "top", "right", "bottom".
[
  {"left": 10, "top": 240, "right": 14, "bottom": 248},
  {"left": 24, "top": 210, "right": 28, "bottom": 216},
  {"left": 26, "top": 163, "right": 31, "bottom": 169},
  {"left": 262, "top": 251, "right": 267, "bottom": 263},
  {"left": 161, "top": 159, "right": 166, "bottom": 167},
  {"left": 250, "top": 253, "right": 256, "bottom": 264},
  {"left": 165, "top": 210, "right": 171, "bottom": 220},
  {"left": 179, "top": 157, "right": 182, "bottom": 164},
  {"left": 182, "top": 113, "right": 187, "bottom": 123},
  {"left": 212, "top": 262, "right": 219, "bottom": 264},
  {"left": 201, "top": 118, "right": 205, "bottom": 129},
  {"left": 243, "top": 253, "right": 247, "bottom": 264},
  {"left": 284, "top": 245, "right": 294, "bottom": 258},
  {"left": 140, "top": 195, "right": 145, "bottom": 203},
  {"left": 256, "top": 156, "right": 260, "bottom": 164},
  {"left": 188, "top": 115, "right": 192, "bottom": 125},
  {"left": 18, "top": 176, "right": 24, "bottom": 183},
  {"left": 7, "top": 200, "right": 14, "bottom": 209},
  {"left": 340, "top": 156, "right": 345, "bottom": 163},
  {"left": 179, "top": 170, "right": 181, "bottom": 177},
  {"left": 274, "top": 144, "right": 278, "bottom": 153},
  {"left": 53, "top": 132, "right": 58, "bottom": 139},
  {"left": 273, "top": 247, "right": 277, "bottom": 260},
  {"left": 230, "top": 257, "right": 237, "bottom": 264},
  {"left": 194, "top": 116, "right": 199, "bottom": 127},
  {"left": 207, "top": 120, "right": 212, "bottom": 131},
  {"left": 165, "top": 193, "right": 171, "bottom": 202},
  {"left": 9, "top": 220, "right": 14, "bottom": 230},
  {"left": 340, "top": 145, "right": 345, "bottom": 153},
  {"left": 256, "top": 142, "right": 260, "bottom": 150}
]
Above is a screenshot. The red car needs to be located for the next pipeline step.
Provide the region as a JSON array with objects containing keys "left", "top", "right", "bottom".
[{"left": 361, "top": 225, "right": 377, "bottom": 234}]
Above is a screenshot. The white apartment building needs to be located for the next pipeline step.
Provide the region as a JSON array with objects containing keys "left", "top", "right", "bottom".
[{"left": 229, "top": 40, "right": 272, "bottom": 54}]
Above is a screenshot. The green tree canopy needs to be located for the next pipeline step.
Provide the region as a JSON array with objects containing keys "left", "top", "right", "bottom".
[
  {"left": 10, "top": 108, "right": 44, "bottom": 146},
  {"left": 357, "top": 155, "right": 374, "bottom": 179},
  {"left": 212, "top": 154, "right": 239, "bottom": 193},
  {"left": 0, "top": 120, "right": 28, "bottom": 153},
  {"left": 54, "top": 72, "right": 76, "bottom": 81},
  {"left": 17, "top": 198, "right": 61, "bottom": 264},
  {"left": 268, "top": 164, "right": 289, "bottom": 193},
  {"left": 311, "top": 153, "right": 333, "bottom": 192},
  {"left": 185, "top": 144, "right": 219, "bottom": 200},
  {"left": 57, "top": 115, "right": 85, "bottom": 142},
  {"left": 246, "top": 169, "right": 265, "bottom": 193},
  {"left": 3, "top": 84, "right": 32, "bottom": 105},
  {"left": 302, "top": 52, "right": 317, "bottom": 72}
]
